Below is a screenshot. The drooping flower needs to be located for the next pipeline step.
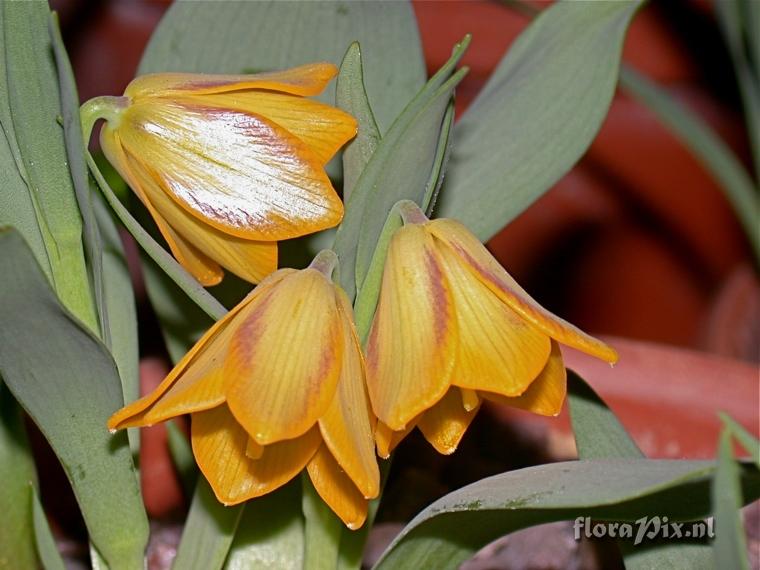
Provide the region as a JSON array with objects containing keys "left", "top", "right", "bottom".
[
  {"left": 85, "top": 64, "right": 357, "bottom": 286},
  {"left": 366, "top": 203, "right": 618, "bottom": 457},
  {"left": 108, "top": 251, "right": 379, "bottom": 529}
]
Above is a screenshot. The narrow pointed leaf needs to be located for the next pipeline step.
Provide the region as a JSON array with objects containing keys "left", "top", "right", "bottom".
[
  {"left": 619, "top": 67, "right": 760, "bottom": 261},
  {"left": 173, "top": 480, "right": 244, "bottom": 570},
  {"left": 1, "top": 2, "right": 96, "bottom": 329},
  {"left": 567, "top": 371, "right": 643, "bottom": 459},
  {"left": 336, "top": 42, "right": 381, "bottom": 202},
  {"left": 333, "top": 37, "right": 469, "bottom": 299},
  {"left": 31, "top": 489, "right": 66, "bottom": 570},
  {"left": 713, "top": 429, "right": 751, "bottom": 570},
  {"left": 0, "top": 381, "right": 37, "bottom": 569}
]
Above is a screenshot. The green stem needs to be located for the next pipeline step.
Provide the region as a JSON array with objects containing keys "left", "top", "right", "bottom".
[
  {"left": 353, "top": 200, "right": 415, "bottom": 343},
  {"left": 86, "top": 152, "right": 227, "bottom": 321},
  {"left": 79, "top": 96, "right": 128, "bottom": 144}
]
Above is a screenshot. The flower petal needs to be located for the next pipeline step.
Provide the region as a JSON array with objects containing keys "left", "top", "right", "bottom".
[
  {"left": 366, "top": 224, "right": 457, "bottom": 430},
  {"left": 119, "top": 98, "right": 343, "bottom": 241},
  {"left": 101, "top": 128, "right": 224, "bottom": 286},
  {"left": 417, "top": 389, "right": 480, "bottom": 455},
  {"left": 192, "top": 406, "right": 320, "bottom": 505},
  {"left": 107, "top": 270, "right": 292, "bottom": 430},
  {"left": 126, "top": 63, "right": 338, "bottom": 99},
  {"left": 375, "top": 420, "right": 416, "bottom": 459},
  {"left": 428, "top": 219, "right": 618, "bottom": 363},
  {"left": 318, "top": 291, "right": 379, "bottom": 499},
  {"left": 186, "top": 91, "right": 356, "bottom": 165},
  {"left": 482, "top": 341, "right": 567, "bottom": 416},
  {"left": 225, "top": 269, "right": 343, "bottom": 444},
  {"left": 435, "top": 238, "right": 551, "bottom": 397},
  {"left": 307, "top": 444, "right": 368, "bottom": 530},
  {"left": 124, "top": 150, "right": 278, "bottom": 284}
]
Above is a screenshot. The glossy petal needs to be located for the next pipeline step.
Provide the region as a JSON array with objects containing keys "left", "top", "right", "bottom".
[
  {"left": 375, "top": 420, "right": 415, "bottom": 460},
  {"left": 119, "top": 98, "right": 343, "bottom": 240},
  {"left": 483, "top": 341, "right": 567, "bottom": 416},
  {"left": 318, "top": 291, "right": 379, "bottom": 499},
  {"left": 126, "top": 63, "right": 338, "bottom": 99},
  {"left": 103, "top": 131, "right": 221, "bottom": 286},
  {"left": 307, "top": 445, "right": 368, "bottom": 530},
  {"left": 107, "top": 271, "right": 292, "bottom": 430},
  {"left": 436, "top": 239, "right": 551, "bottom": 397},
  {"left": 428, "top": 219, "right": 618, "bottom": 363},
  {"left": 100, "top": 128, "right": 224, "bottom": 286},
  {"left": 225, "top": 269, "right": 343, "bottom": 444},
  {"left": 187, "top": 91, "right": 357, "bottom": 165},
  {"left": 192, "top": 406, "right": 320, "bottom": 505},
  {"left": 366, "top": 225, "right": 457, "bottom": 430},
  {"left": 418, "top": 389, "right": 480, "bottom": 455},
  {"left": 124, "top": 150, "right": 278, "bottom": 283}
]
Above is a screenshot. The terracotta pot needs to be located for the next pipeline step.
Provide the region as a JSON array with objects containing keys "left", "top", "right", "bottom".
[{"left": 489, "top": 337, "right": 759, "bottom": 459}]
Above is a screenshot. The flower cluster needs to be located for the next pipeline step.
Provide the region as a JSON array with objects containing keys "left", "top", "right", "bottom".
[{"left": 102, "top": 65, "right": 617, "bottom": 528}]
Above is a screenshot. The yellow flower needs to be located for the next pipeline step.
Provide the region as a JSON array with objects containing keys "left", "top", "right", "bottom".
[
  {"left": 108, "top": 251, "right": 379, "bottom": 529},
  {"left": 365, "top": 204, "right": 618, "bottom": 457},
  {"left": 88, "top": 63, "right": 357, "bottom": 286}
]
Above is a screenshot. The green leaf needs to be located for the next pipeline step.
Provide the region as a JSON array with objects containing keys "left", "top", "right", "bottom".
[
  {"left": 0, "top": 7, "right": 49, "bottom": 282},
  {"left": 173, "top": 480, "right": 244, "bottom": 570},
  {"left": 719, "top": 413, "right": 760, "bottom": 468},
  {"left": 48, "top": 13, "right": 107, "bottom": 343},
  {"left": 332, "top": 37, "right": 469, "bottom": 300},
  {"left": 166, "top": 420, "right": 198, "bottom": 499},
  {"left": 302, "top": 476, "right": 341, "bottom": 570},
  {"left": 715, "top": 0, "right": 760, "bottom": 178},
  {"left": 568, "top": 372, "right": 714, "bottom": 569},
  {"left": 337, "top": 458, "right": 392, "bottom": 570},
  {"left": 436, "top": 0, "right": 641, "bottom": 242},
  {"left": 0, "top": 381, "right": 38, "bottom": 570},
  {"left": 31, "top": 489, "right": 66, "bottom": 570},
  {"left": 713, "top": 428, "right": 751, "bottom": 570},
  {"left": 94, "top": 192, "right": 140, "bottom": 452},
  {"left": 0, "top": 228, "right": 147, "bottom": 569},
  {"left": 223, "top": 483, "right": 304, "bottom": 570},
  {"left": 336, "top": 42, "right": 381, "bottom": 203},
  {"left": 373, "top": 459, "right": 760, "bottom": 570},
  {"left": 567, "top": 371, "right": 643, "bottom": 459},
  {"left": 139, "top": 0, "right": 425, "bottom": 133},
  {"left": 1, "top": 2, "right": 96, "bottom": 330},
  {"left": 619, "top": 67, "right": 760, "bottom": 262}
]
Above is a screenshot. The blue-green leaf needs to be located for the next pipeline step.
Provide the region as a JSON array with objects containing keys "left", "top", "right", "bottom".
[
  {"left": 0, "top": 228, "right": 147, "bottom": 569},
  {"left": 436, "top": 0, "right": 641, "bottom": 241},
  {"left": 0, "top": 381, "right": 37, "bottom": 569},
  {"left": 139, "top": 0, "right": 425, "bottom": 134},
  {"left": 1, "top": 2, "right": 96, "bottom": 329},
  {"left": 373, "top": 459, "right": 760, "bottom": 570}
]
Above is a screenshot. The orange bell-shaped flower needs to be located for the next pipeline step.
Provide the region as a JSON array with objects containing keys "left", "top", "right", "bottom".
[
  {"left": 108, "top": 251, "right": 378, "bottom": 529},
  {"left": 85, "top": 63, "right": 356, "bottom": 286},
  {"left": 366, "top": 203, "right": 618, "bottom": 457}
]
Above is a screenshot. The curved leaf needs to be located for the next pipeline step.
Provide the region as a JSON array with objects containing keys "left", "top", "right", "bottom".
[
  {"left": 436, "top": 0, "right": 641, "bottom": 241},
  {"left": 0, "top": 228, "right": 147, "bottom": 569},
  {"left": 373, "top": 459, "right": 760, "bottom": 570}
]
